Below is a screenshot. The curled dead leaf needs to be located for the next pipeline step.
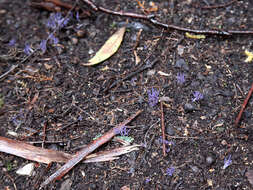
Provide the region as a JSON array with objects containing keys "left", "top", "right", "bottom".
[{"left": 82, "top": 27, "right": 126, "bottom": 66}]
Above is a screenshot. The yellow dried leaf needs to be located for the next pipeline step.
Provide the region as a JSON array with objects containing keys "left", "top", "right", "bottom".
[
  {"left": 185, "top": 32, "right": 205, "bottom": 39},
  {"left": 82, "top": 27, "right": 126, "bottom": 66},
  {"left": 245, "top": 50, "right": 253, "bottom": 62}
]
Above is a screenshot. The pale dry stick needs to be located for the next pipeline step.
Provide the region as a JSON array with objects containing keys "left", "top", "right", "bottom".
[
  {"left": 144, "top": 119, "right": 160, "bottom": 147},
  {"left": 166, "top": 135, "right": 201, "bottom": 139},
  {"left": 40, "top": 110, "right": 142, "bottom": 188},
  {"left": 0, "top": 64, "right": 18, "bottom": 80}
]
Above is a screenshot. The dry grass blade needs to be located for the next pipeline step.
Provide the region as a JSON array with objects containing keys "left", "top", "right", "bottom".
[{"left": 84, "top": 144, "right": 140, "bottom": 163}]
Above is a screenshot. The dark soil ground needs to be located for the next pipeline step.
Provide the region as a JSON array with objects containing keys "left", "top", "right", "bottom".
[{"left": 0, "top": 0, "right": 253, "bottom": 189}]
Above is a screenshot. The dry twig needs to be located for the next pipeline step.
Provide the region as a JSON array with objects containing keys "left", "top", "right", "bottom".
[{"left": 40, "top": 110, "right": 142, "bottom": 188}]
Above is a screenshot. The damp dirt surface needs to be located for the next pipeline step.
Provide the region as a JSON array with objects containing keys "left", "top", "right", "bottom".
[{"left": 0, "top": 0, "right": 253, "bottom": 189}]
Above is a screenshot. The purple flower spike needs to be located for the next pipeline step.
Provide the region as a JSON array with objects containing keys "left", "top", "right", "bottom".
[
  {"left": 47, "top": 12, "right": 69, "bottom": 30},
  {"left": 192, "top": 91, "right": 203, "bottom": 102},
  {"left": 76, "top": 11, "right": 80, "bottom": 22},
  {"left": 49, "top": 33, "right": 59, "bottom": 45},
  {"left": 39, "top": 40, "right": 47, "bottom": 53},
  {"left": 148, "top": 88, "right": 159, "bottom": 107},
  {"left": 176, "top": 72, "right": 185, "bottom": 85},
  {"left": 24, "top": 43, "right": 33, "bottom": 55},
  {"left": 223, "top": 155, "right": 232, "bottom": 169},
  {"left": 145, "top": 178, "right": 151, "bottom": 184},
  {"left": 166, "top": 167, "right": 175, "bottom": 176},
  {"left": 114, "top": 126, "right": 130, "bottom": 136},
  {"left": 8, "top": 38, "right": 16, "bottom": 47}
]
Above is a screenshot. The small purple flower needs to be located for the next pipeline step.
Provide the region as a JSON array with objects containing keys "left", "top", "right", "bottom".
[
  {"left": 11, "top": 109, "right": 24, "bottom": 127},
  {"left": 8, "top": 38, "right": 16, "bottom": 47},
  {"left": 176, "top": 72, "right": 185, "bottom": 85},
  {"left": 130, "top": 77, "right": 137, "bottom": 86},
  {"left": 148, "top": 88, "right": 159, "bottom": 107},
  {"left": 158, "top": 136, "right": 174, "bottom": 145},
  {"left": 39, "top": 40, "right": 47, "bottom": 53},
  {"left": 49, "top": 33, "right": 59, "bottom": 44},
  {"left": 223, "top": 155, "right": 232, "bottom": 169},
  {"left": 47, "top": 14, "right": 57, "bottom": 29},
  {"left": 158, "top": 136, "right": 175, "bottom": 152},
  {"left": 24, "top": 43, "right": 33, "bottom": 55},
  {"left": 166, "top": 167, "right": 175, "bottom": 176},
  {"left": 114, "top": 126, "right": 130, "bottom": 136},
  {"left": 145, "top": 178, "right": 151, "bottom": 184},
  {"left": 77, "top": 115, "right": 83, "bottom": 121},
  {"left": 76, "top": 11, "right": 80, "bottom": 22},
  {"left": 192, "top": 91, "right": 203, "bottom": 102},
  {"left": 47, "top": 12, "right": 69, "bottom": 30}
]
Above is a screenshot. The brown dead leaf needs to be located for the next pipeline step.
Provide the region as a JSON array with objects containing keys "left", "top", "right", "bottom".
[{"left": 82, "top": 27, "right": 126, "bottom": 66}]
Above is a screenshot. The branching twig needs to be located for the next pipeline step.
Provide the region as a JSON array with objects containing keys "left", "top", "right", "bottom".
[
  {"left": 40, "top": 110, "right": 142, "bottom": 188},
  {"left": 103, "top": 58, "right": 159, "bottom": 92},
  {"left": 0, "top": 64, "right": 18, "bottom": 80},
  {"left": 82, "top": 0, "right": 253, "bottom": 36}
]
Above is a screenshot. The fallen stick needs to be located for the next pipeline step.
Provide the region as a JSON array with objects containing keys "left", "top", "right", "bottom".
[
  {"left": 82, "top": 0, "right": 253, "bottom": 35},
  {"left": 235, "top": 82, "right": 253, "bottom": 126},
  {"left": 40, "top": 110, "right": 142, "bottom": 188}
]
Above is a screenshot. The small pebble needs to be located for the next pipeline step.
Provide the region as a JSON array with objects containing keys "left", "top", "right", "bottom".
[
  {"left": 76, "top": 30, "right": 85, "bottom": 37},
  {"left": 206, "top": 154, "right": 216, "bottom": 166},
  {"left": 189, "top": 165, "right": 200, "bottom": 173},
  {"left": 110, "top": 95, "right": 115, "bottom": 101},
  {"left": 0, "top": 9, "right": 7, "bottom": 14},
  {"left": 16, "top": 163, "right": 34, "bottom": 176},
  {"left": 166, "top": 126, "right": 175, "bottom": 136},
  {"left": 71, "top": 37, "right": 78, "bottom": 45},
  {"left": 221, "top": 140, "right": 227, "bottom": 146},
  {"left": 138, "top": 96, "right": 144, "bottom": 104},
  {"left": 184, "top": 103, "right": 196, "bottom": 112},
  {"left": 175, "top": 58, "right": 189, "bottom": 71},
  {"left": 147, "top": 69, "right": 156, "bottom": 76},
  {"left": 60, "top": 179, "right": 72, "bottom": 190}
]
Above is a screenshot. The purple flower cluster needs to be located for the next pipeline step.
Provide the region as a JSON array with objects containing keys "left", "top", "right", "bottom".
[
  {"left": 223, "top": 155, "right": 232, "bottom": 169},
  {"left": 8, "top": 38, "right": 16, "bottom": 47},
  {"left": 46, "top": 12, "right": 70, "bottom": 30},
  {"left": 176, "top": 72, "right": 185, "bottom": 85},
  {"left": 11, "top": 109, "right": 25, "bottom": 127},
  {"left": 166, "top": 167, "right": 175, "bottom": 176},
  {"left": 192, "top": 91, "right": 203, "bottom": 102},
  {"left": 21, "top": 11, "right": 79, "bottom": 56},
  {"left": 158, "top": 136, "right": 175, "bottom": 152},
  {"left": 24, "top": 43, "right": 34, "bottom": 55},
  {"left": 148, "top": 88, "right": 159, "bottom": 107},
  {"left": 114, "top": 126, "right": 130, "bottom": 136}
]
